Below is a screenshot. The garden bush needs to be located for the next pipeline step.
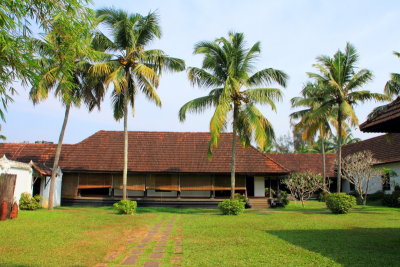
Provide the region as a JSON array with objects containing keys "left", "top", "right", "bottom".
[
  {"left": 318, "top": 191, "right": 330, "bottom": 202},
  {"left": 278, "top": 191, "right": 290, "bottom": 206},
  {"left": 326, "top": 193, "right": 356, "bottom": 214},
  {"left": 19, "top": 193, "right": 41, "bottom": 210},
  {"left": 113, "top": 200, "right": 137, "bottom": 215},
  {"left": 218, "top": 199, "right": 245, "bottom": 215},
  {"left": 368, "top": 190, "right": 385, "bottom": 201},
  {"left": 234, "top": 193, "right": 251, "bottom": 209},
  {"left": 265, "top": 188, "right": 276, "bottom": 197},
  {"left": 382, "top": 191, "right": 400, "bottom": 207}
]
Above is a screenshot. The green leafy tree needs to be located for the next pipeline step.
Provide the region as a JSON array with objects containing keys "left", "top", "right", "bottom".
[
  {"left": 93, "top": 8, "right": 185, "bottom": 199},
  {"left": 305, "top": 43, "right": 388, "bottom": 192},
  {"left": 30, "top": 10, "right": 105, "bottom": 210},
  {"left": 0, "top": 0, "right": 90, "bottom": 136},
  {"left": 179, "top": 32, "right": 287, "bottom": 198}
]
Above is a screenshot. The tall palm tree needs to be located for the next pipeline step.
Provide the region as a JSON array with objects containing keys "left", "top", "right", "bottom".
[
  {"left": 306, "top": 43, "right": 388, "bottom": 192},
  {"left": 92, "top": 8, "right": 185, "bottom": 199},
  {"left": 30, "top": 15, "right": 106, "bottom": 210},
  {"left": 291, "top": 81, "right": 337, "bottom": 189},
  {"left": 179, "top": 32, "right": 288, "bottom": 198}
]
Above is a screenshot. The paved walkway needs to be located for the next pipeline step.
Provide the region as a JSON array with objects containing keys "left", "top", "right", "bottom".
[{"left": 94, "top": 215, "right": 182, "bottom": 267}]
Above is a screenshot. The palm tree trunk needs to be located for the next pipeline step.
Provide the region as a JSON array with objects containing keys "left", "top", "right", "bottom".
[
  {"left": 48, "top": 103, "right": 70, "bottom": 210},
  {"left": 122, "top": 70, "right": 129, "bottom": 200},
  {"left": 321, "top": 138, "right": 327, "bottom": 191},
  {"left": 337, "top": 108, "right": 342, "bottom": 193},
  {"left": 230, "top": 105, "right": 238, "bottom": 199}
]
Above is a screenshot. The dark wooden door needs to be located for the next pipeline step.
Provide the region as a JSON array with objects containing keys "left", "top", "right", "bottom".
[{"left": 246, "top": 176, "right": 254, "bottom": 197}]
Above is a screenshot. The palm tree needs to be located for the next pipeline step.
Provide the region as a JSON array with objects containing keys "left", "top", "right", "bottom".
[
  {"left": 306, "top": 43, "right": 388, "bottom": 192},
  {"left": 92, "top": 8, "right": 185, "bottom": 200},
  {"left": 179, "top": 32, "right": 288, "bottom": 198},
  {"left": 291, "top": 81, "right": 337, "bottom": 189},
  {"left": 384, "top": 51, "right": 400, "bottom": 97},
  {"left": 30, "top": 15, "right": 106, "bottom": 210},
  {"left": 367, "top": 51, "right": 400, "bottom": 118}
]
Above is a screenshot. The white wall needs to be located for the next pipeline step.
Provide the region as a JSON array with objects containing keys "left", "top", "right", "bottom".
[
  {"left": 41, "top": 173, "right": 63, "bottom": 208},
  {"left": 367, "top": 162, "right": 400, "bottom": 194},
  {"left": 254, "top": 176, "right": 265, "bottom": 197}
]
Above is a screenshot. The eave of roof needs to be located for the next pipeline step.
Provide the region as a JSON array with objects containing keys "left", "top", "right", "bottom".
[{"left": 360, "top": 97, "right": 400, "bottom": 133}]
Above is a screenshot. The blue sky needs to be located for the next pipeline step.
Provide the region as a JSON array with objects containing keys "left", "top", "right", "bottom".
[{"left": 4, "top": 0, "right": 400, "bottom": 144}]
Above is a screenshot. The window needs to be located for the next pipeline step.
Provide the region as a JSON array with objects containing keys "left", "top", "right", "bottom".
[{"left": 382, "top": 173, "right": 391, "bottom": 191}]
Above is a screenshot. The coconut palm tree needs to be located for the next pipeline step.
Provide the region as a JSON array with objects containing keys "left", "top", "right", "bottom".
[
  {"left": 92, "top": 8, "right": 185, "bottom": 199},
  {"left": 179, "top": 32, "right": 288, "bottom": 198},
  {"left": 30, "top": 15, "right": 106, "bottom": 210},
  {"left": 306, "top": 43, "right": 388, "bottom": 192},
  {"left": 291, "top": 81, "right": 337, "bottom": 189},
  {"left": 384, "top": 51, "right": 400, "bottom": 97}
]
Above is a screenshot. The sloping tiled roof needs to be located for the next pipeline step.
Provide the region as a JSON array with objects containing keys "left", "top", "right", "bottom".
[
  {"left": 266, "top": 153, "right": 337, "bottom": 177},
  {"left": 342, "top": 133, "right": 400, "bottom": 165},
  {"left": 360, "top": 97, "right": 400, "bottom": 133},
  {"left": 0, "top": 131, "right": 289, "bottom": 175}
]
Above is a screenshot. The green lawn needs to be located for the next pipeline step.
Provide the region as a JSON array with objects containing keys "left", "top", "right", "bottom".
[{"left": 0, "top": 202, "right": 399, "bottom": 266}]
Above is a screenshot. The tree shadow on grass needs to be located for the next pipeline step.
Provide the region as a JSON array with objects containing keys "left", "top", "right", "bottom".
[{"left": 266, "top": 227, "right": 400, "bottom": 266}]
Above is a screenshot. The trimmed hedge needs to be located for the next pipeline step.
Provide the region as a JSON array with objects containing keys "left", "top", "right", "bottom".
[
  {"left": 326, "top": 193, "right": 356, "bottom": 214},
  {"left": 218, "top": 199, "right": 245, "bottom": 215},
  {"left": 113, "top": 200, "right": 137, "bottom": 215}
]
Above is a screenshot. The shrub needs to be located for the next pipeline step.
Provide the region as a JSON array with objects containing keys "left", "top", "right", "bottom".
[
  {"left": 368, "top": 190, "right": 385, "bottom": 201},
  {"left": 348, "top": 191, "right": 363, "bottom": 205},
  {"left": 218, "top": 199, "right": 245, "bottom": 215},
  {"left": 113, "top": 200, "right": 137, "bottom": 215},
  {"left": 19, "top": 193, "right": 41, "bottom": 210},
  {"left": 234, "top": 193, "right": 248, "bottom": 203},
  {"left": 265, "top": 188, "right": 276, "bottom": 197},
  {"left": 326, "top": 193, "right": 356, "bottom": 214},
  {"left": 278, "top": 191, "right": 289, "bottom": 206},
  {"left": 234, "top": 193, "right": 251, "bottom": 209},
  {"left": 318, "top": 191, "right": 330, "bottom": 202},
  {"left": 382, "top": 191, "right": 400, "bottom": 207}
]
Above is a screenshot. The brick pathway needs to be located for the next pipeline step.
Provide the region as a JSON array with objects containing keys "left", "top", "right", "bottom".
[{"left": 94, "top": 215, "right": 183, "bottom": 267}]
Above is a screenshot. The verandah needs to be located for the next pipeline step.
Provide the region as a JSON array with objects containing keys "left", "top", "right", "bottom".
[{"left": 62, "top": 173, "right": 248, "bottom": 199}]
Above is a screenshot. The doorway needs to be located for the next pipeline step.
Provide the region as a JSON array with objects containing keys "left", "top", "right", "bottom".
[{"left": 246, "top": 176, "right": 254, "bottom": 197}]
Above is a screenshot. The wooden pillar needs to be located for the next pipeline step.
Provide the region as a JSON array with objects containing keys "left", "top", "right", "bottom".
[
  {"left": 244, "top": 176, "right": 248, "bottom": 197},
  {"left": 177, "top": 174, "right": 181, "bottom": 199},
  {"left": 269, "top": 178, "right": 272, "bottom": 198},
  {"left": 277, "top": 178, "right": 280, "bottom": 194},
  {"left": 144, "top": 174, "right": 148, "bottom": 198},
  {"left": 77, "top": 173, "right": 80, "bottom": 198},
  {"left": 211, "top": 175, "right": 215, "bottom": 199}
]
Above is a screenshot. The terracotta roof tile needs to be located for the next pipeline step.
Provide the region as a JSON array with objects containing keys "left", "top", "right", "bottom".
[
  {"left": 342, "top": 133, "right": 400, "bottom": 165},
  {"left": 266, "top": 153, "right": 337, "bottom": 177},
  {"left": 0, "top": 131, "right": 289, "bottom": 175}
]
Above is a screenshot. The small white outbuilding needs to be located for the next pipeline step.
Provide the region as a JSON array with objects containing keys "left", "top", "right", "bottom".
[{"left": 0, "top": 155, "right": 62, "bottom": 207}]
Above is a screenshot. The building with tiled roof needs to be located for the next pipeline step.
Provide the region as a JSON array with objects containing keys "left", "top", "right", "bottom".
[
  {"left": 0, "top": 131, "right": 294, "bottom": 207},
  {"left": 342, "top": 133, "right": 400, "bottom": 193},
  {"left": 12, "top": 130, "right": 393, "bottom": 206}
]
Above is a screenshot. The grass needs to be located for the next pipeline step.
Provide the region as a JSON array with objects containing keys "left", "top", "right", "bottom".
[{"left": 0, "top": 201, "right": 399, "bottom": 266}]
